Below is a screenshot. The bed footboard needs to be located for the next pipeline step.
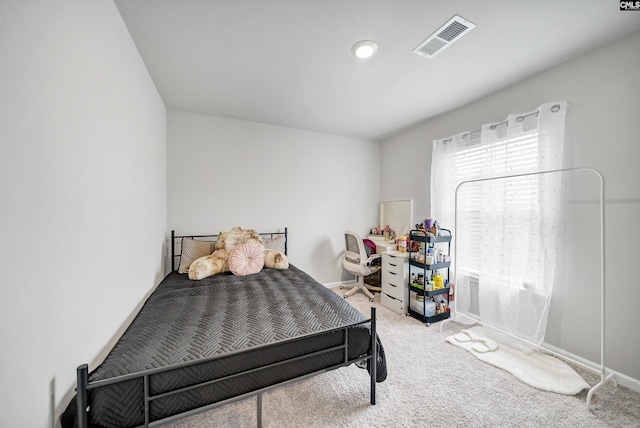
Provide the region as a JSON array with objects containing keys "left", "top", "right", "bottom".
[{"left": 74, "top": 306, "right": 379, "bottom": 428}]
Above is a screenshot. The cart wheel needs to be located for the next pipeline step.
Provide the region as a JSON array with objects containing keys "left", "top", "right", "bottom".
[{"left": 426, "top": 323, "right": 431, "bottom": 327}]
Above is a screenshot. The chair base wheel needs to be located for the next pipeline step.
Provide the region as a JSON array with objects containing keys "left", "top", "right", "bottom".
[{"left": 369, "top": 298, "right": 374, "bottom": 302}]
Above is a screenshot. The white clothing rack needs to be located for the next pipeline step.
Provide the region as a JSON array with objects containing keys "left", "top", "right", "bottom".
[{"left": 441, "top": 166, "right": 615, "bottom": 408}]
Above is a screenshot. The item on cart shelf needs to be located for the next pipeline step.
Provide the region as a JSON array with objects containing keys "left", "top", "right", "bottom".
[
  {"left": 410, "top": 292, "right": 435, "bottom": 316},
  {"left": 433, "top": 274, "right": 444, "bottom": 289},
  {"left": 425, "top": 218, "right": 433, "bottom": 229},
  {"left": 437, "top": 295, "right": 448, "bottom": 312}
]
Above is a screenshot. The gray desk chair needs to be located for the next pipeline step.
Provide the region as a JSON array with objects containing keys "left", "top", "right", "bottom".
[{"left": 341, "top": 230, "right": 382, "bottom": 302}]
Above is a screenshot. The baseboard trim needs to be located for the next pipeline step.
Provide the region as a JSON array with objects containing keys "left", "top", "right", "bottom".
[
  {"left": 323, "top": 280, "right": 354, "bottom": 289},
  {"left": 542, "top": 342, "right": 640, "bottom": 393}
]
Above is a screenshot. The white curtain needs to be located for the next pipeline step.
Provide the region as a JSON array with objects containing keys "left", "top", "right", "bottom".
[{"left": 431, "top": 101, "right": 567, "bottom": 344}]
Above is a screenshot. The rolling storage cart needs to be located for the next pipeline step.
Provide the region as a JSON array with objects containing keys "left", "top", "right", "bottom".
[{"left": 407, "top": 230, "right": 452, "bottom": 326}]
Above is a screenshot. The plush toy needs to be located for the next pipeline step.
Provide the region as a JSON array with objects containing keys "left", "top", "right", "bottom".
[{"left": 188, "top": 227, "right": 289, "bottom": 280}]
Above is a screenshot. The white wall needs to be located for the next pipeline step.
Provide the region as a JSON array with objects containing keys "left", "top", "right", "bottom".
[
  {"left": 381, "top": 30, "right": 640, "bottom": 382},
  {"left": 0, "top": 2, "right": 167, "bottom": 427},
  {"left": 167, "top": 110, "right": 380, "bottom": 284}
]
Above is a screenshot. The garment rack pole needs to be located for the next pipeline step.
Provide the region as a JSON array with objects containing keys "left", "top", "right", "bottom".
[{"left": 440, "top": 166, "right": 614, "bottom": 408}]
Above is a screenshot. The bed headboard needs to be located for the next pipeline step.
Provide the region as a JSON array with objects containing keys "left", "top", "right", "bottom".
[{"left": 170, "top": 228, "right": 288, "bottom": 272}]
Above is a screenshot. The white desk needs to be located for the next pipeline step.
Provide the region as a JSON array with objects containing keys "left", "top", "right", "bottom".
[
  {"left": 368, "top": 235, "right": 397, "bottom": 254},
  {"left": 374, "top": 241, "right": 397, "bottom": 254}
]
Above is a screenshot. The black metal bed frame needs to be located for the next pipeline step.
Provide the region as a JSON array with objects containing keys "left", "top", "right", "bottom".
[{"left": 75, "top": 228, "right": 377, "bottom": 428}]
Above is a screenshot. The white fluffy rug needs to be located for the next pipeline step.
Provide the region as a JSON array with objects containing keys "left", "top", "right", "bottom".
[{"left": 446, "top": 326, "right": 590, "bottom": 395}]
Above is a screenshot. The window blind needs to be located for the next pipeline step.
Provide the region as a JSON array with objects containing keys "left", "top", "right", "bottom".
[{"left": 455, "top": 130, "right": 541, "bottom": 284}]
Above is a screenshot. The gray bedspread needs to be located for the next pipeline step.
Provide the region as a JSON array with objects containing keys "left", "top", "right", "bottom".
[{"left": 63, "top": 264, "right": 386, "bottom": 427}]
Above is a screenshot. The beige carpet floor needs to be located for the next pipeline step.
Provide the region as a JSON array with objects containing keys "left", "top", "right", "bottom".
[{"left": 164, "top": 288, "right": 640, "bottom": 428}]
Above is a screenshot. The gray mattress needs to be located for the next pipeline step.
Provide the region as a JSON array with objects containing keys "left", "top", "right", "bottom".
[{"left": 64, "top": 264, "right": 386, "bottom": 427}]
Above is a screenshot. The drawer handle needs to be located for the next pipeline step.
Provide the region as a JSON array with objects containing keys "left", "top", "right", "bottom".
[
  {"left": 389, "top": 283, "right": 398, "bottom": 288},
  {"left": 388, "top": 271, "right": 397, "bottom": 276},
  {"left": 389, "top": 263, "right": 397, "bottom": 267}
]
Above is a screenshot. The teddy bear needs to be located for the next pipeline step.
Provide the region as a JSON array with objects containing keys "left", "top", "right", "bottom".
[{"left": 188, "top": 226, "right": 289, "bottom": 280}]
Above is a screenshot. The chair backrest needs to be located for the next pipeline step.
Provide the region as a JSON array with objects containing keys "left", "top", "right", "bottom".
[{"left": 343, "top": 230, "right": 370, "bottom": 275}]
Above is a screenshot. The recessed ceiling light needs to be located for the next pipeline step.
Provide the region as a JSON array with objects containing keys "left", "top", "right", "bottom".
[{"left": 352, "top": 40, "right": 378, "bottom": 59}]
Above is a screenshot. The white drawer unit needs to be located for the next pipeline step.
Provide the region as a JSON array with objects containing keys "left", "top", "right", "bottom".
[
  {"left": 381, "top": 293, "right": 404, "bottom": 315},
  {"left": 381, "top": 252, "right": 409, "bottom": 315}
]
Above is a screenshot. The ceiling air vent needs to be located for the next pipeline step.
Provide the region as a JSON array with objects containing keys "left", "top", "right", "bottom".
[{"left": 412, "top": 14, "right": 476, "bottom": 59}]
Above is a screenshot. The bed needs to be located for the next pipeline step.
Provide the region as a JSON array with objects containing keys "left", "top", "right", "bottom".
[{"left": 61, "top": 228, "right": 387, "bottom": 427}]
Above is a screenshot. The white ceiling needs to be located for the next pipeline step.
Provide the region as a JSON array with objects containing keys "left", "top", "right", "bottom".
[{"left": 114, "top": 1, "right": 640, "bottom": 141}]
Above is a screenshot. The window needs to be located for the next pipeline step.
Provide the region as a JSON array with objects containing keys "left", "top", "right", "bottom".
[{"left": 431, "top": 102, "right": 567, "bottom": 344}]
